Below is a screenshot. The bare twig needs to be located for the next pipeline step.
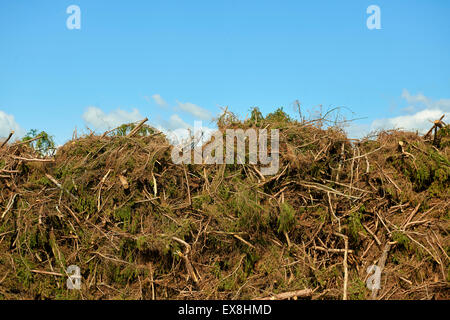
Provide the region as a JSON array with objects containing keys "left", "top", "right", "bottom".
[
  {"left": 371, "top": 242, "right": 391, "bottom": 300},
  {"left": 31, "top": 269, "right": 64, "bottom": 277},
  {"left": 127, "top": 118, "right": 149, "bottom": 137},
  {"left": 172, "top": 237, "right": 199, "bottom": 284},
  {"left": 10, "top": 155, "right": 55, "bottom": 162},
  {"left": 255, "top": 289, "right": 313, "bottom": 300},
  {"left": 334, "top": 232, "right": 349, "bottom": 300},
  {"left": 0, "top": 131, "right": 14, "bottom": 149},
  {"left": 234, "top": 234, "right": 256, "bottom": 249},
  {"left": 1, "top": 194, "right": 17, "bottom": 219},
  {"left": 13, "top": 134, "right": 43, "bottom": 146},
  {"left": 45, "top": 174, "right": 79, "bottom": 200}
]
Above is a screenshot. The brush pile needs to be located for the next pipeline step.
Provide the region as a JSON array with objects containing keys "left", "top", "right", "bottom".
[{"left": 0, "top": 109, "right": 448, "bottom": 300}]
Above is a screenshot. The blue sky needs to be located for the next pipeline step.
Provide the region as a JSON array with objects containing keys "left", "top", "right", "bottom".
[{"left": 1, "top": 0, "right": 449, "bottom": 144}]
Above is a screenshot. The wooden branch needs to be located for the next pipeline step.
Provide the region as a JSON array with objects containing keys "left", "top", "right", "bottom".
[
  {"left": 127, "top": 118, "right": 148, "bottom": 137},
  {"left": 118, "top": 175, "right": 129, "bottom": 189},
  {"left": 255, "top": 289, "right": 313, "bottom": 300},
  {"left": 45, "top": 174, "right": 79, "bottom": 200},
  {"left": 172, "top": 237, "right": 199, "bottom": 284},
  {"left": 312, "top": 246, "right": 354, "bottom": 254},
  {"left": 97, "top": 169, "right": 112, "bottom": 211},
  {"left": 10, "top": 155, "right": 55, "bottom": 162},
  {"left": 0, "top": 169, "right": 20, "bottom": 174},
  {"left": 31, "top": 269, "right": 64, "bottom": 277},
  {"left": 13, "top": 134, "right": 43, "bottom": 146},
  {"left": 344, "top": 146, "right": 384, "bottom": 162},
  {"left": 371, "top": 242, "right": 391, "bottom": 300},
  {"left": 402, "top": 203, "right": 421, "bottom": 230},
  {"left": 424, "top": 114, "right": 445, "bottom": 139},
  {"left": 152, "top": 173, "right": 158, "bottom": 196},
  {"left": 363, "top": 224, "right": 381, "bottom": 246},
  {"left": 1, "top": 194, "right": 17, "bottom": 219},
  {"left": 234, "top": 234, "right": 256, "bottom": 249},
  {"left": 297, "top": 181, "right": 361, "bottom": 200},
  {"left": 334, "top": 232, "right": 349, "bottom": 300},
  {"left": 101, "top": 125, "right": 123, "bottom": 138},
  {"left": 0, "top": 131, "right": 14, "bottom": 149}
]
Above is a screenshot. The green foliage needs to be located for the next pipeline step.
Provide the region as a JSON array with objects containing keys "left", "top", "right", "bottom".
[
  {"left": 217, "top": 109, "right": 239, "bottom": 128},
  {"left": 392, "top": 231, "right": 411, "bottom": 251},
  {"left": 114, "top": 205, "right": 132, "bottom": 230},
  {"left": 228, "top": 190, "right": 270, "bottom": 235},
  {"left": 348, "top": 279, "right": 367, "bottom": 300},
  {"left": 16, "top": 257, "right": 35, "bottom": 287},
  {"left": 113, "top": 123, "right": 155, "bottom": 136},
  {"left": 277, "top": 202, "right": 296, "bottom": 233},
  {"left": 348, "top": 208, "right": 365, "bottom": 243},
  {"left": 265, "top": 107, "right": 292, "bottom": 124},
  {"left": 249, "top": 107, "right": 264, "bottom": 125},
  {"left": 107, "top": 264, "right": 139, "bottom": 286},
  {"left": 435, "top": 125, "right": 450, "bottom": 148},
  {"left": 392, "top": 145, "right": 450, "bottom": 194},
  {"left": 22, "top": 129, "right": 56, "bottom": 156},
  {"left": 136, "top": 236, "right": 147, "bottom": 251},
  {"left": 243, "top": 252, "right": 260, "bottom": 275},
  {"left": 74, "top": 194, "right": 97, "bottom": 217}
]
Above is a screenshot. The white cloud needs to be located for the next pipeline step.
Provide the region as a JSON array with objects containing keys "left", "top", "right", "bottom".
[
  {"left": 167, "top": 114, "right": 190, "bottom": 130},
  {"left": 400, "top": 89, "right": 450, "bottom": 114},
  {"left": 369, "top": 90, "right": 449, "bottom": 134},
  {"left": 151, "top": 94, "right": 168, "bottom": 107},
  {"left": 81, "top": 106, "right": 216, "bottom": 147},
  {"left": 401, "top": 89, "right": 430, "bottom": 107},
  {"left": 155, "top": 114, "right": 216, "bottom": 146},
  {"left": 0, "top": 110, "right": 25, "bottom": 139},
  {"left": 345, "top": 90, "right": 449, "bottom": 139},
  {"left": 82, "top": 106, "right": 144, "bottom": 131},
  {"left": 344, "top": 122, "right": 372, "bottom": 140},
  {"left": 146, "top": 94, "right": 215, "bottom": 120},
  {"left": 371, "top": 109, "right": 448, "bottom": 133},
  {"left": 176, "top": 101, "right": 213, "bottom": 120}
]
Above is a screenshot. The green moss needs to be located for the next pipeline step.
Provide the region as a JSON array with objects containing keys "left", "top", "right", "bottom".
[
  {"left": 392, "top": 231, "right": 411, "bottom": 251},
  {"left": 74, "top": 194, "right": 97, "bottom": 216},
  {"left": 16, "top": 257, "right": 35, "bottom": 287},
  {"left": 114, "top": 206, "right": 132, "bottom": 230},
  {"left": 107, "top": 264, "right": 139, "bottom": 286},
  {"left": 243, "top": 252, "right": 260, "bottom": 275},
  {"left": 192, "top": 194, "right": 212, "bottom": 210},
  {"left": 277, "top": 202, "right": 296, "bottom": 233},
  {"left": 232, "top": 191, "right": 270, "bottom": 235},
  {"left": 349, "top": 279, "right": 367, "bottom": 300},
  {"left": 348, "top": 208, "right": 365, "bottom": 243},
  {"left": 435, "top": 125, "right": 450, "bottom": 148},
  {"left": 136, "top": 236, "right": 147, "bottom": 251},
  {"left": 37, "top": 176, "right": 53, "bottom": 187},
  {"left": 265, "top": 107, "right": 292, "bottom": 125},
  {"left": 447, "top": 265, "right": 450, "bottom": 283}
]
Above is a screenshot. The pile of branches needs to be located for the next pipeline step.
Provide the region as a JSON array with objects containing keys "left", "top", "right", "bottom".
[{"left": 0, "top": 109, "right": 448, "bottom": 300}]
